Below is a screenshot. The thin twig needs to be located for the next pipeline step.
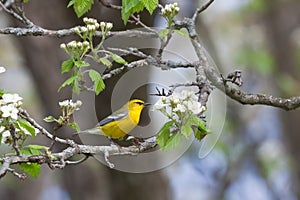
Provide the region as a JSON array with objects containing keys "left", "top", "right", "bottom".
[
  {"left": 192, "top": 0, "right": 215, "bottom": 21},
  {"left": 99, "top": 0, "right": 121, "bottom": 10}
]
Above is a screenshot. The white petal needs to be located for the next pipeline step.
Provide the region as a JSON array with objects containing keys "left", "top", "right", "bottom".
[{"left": 0, "top": 66, "right": 6, "bottom": 74}]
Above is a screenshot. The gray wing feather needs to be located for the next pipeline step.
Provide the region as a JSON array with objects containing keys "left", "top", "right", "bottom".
[{"left": 96, "top": 110, "right": 128, "bottom": 126}]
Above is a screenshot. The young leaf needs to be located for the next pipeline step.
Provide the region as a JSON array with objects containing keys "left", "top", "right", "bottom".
[
  {"left": 141, "top": 0, "right": 158, "bottom": 14},
  {"left": 19, "top": 149, "right": 42, "bottom": 178},
  {"left": 100, "top": 57, "right": 112, "bottom": 68},
  {"left": 165, "top": 133, "right": 182, "bottom": 150},
  {"left": 156, "top": 120, "right": 175, "bottom": 148},
  {"left": 67, "top": 122, "right": 80, "bottom": 132},
  {"left": 74, "top": 60, "right": 90, "bottom": 68},
  {"left": 25, "top": 144, "right": 48, "bottom": 152},
  {"left": 122, "top": 0, "right": 145, "bottom": 24},
  {"left": 174, "top": 29, "right": 187, "bottom": 37},
  {"left": 44, "top": 116, "right": 57, "bottom": 123},
  {"left": 58, "top": 75, "right": 77, "bottom": 92},
  {"left": 0, "top": 89, "right": 5, "bottom": 97},
  {"left": 61, "top": 59, "right": 74, "bottom": 74},
  {"left": 19, "top": 163, "right": 41, "bottom": 179},
  {"left": 159, "top": 29, "right": 170, "bottom": 41},
  {"left": 73, "top": 0, "right": 94, "bottom": 18},
  {"left": 180, "top": 125, "right": 193, "bottom": 138},
  {"left": 194, "top": 128, "right": 205, "bottom": 141},
  {"left": 72, "top": 78, "right": 81, "bottom": 94},
  {"left": 67, "top": 0, "right": 75, "bottom": 7},
  {"left": 17, "top": 119, "right": 36, "bottom": 137},
  {"left": 188, "top": 114, "right": 207, "bottom": 131},
  {"left": 109, "top": 52, "right": 127, "bottom": 65},
  {"left": 89, "top": 69, "right": 105, "bottom": 95}
]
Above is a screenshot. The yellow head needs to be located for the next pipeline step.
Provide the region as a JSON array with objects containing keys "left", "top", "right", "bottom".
[
  {"left": 127, "top": 99, "right": 145, "bottom": 111},
  {"left": 127, "top": 99, "right": 147, "bottom": 125}
]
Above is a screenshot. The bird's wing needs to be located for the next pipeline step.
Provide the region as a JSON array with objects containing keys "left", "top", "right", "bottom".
[{"left": 96, "top": 109, "right": 128, "bottom": 126}]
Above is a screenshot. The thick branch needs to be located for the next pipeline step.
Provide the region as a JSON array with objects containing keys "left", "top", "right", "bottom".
[
  {"left": 0, "top": 139, "right": 157, "bottom": 178},
  {"left": 204, "top": 66, "right": 300, "bottom": 110}
]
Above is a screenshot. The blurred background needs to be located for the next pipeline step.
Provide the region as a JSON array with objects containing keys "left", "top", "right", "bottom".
[{"left": 1, "top": 0, "right": 300, "bottom": 199}]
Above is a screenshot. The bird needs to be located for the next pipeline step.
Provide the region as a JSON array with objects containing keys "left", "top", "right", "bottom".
[{"left": 78, "top": 99, "right": 149, "bottom": 140}]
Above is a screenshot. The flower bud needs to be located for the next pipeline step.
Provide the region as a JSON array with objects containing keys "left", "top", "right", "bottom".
[
  {"left": 106, "top": 22, "right": 113, "bottom": 30},
  {"left": 80, "top": 26, "right": 88, "bottom": 33},
  {"left": 74, "top": 27, "right": 80, "bottom": 34}
]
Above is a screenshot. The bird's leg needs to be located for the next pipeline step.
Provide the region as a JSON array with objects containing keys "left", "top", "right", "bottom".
[{"left": 109, "top": 138, "right": 122, "bottom": 152}]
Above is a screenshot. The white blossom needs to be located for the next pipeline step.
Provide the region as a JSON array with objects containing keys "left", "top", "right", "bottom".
[
  {"left": 73, "top": 27, "right": 80, "bottom": 34},
  {"left": 161, "top": 2, "right": 179, "bottom": 16},
  {"left": 2, "top": 93, "right": 23, "bottom": 105},
  {"left": 59, "top": 99, "right": 82, "bottom": 110},
  {"left": 83, "top": 17, "right": 89, "bottom": 24},
  {"left": 74, "top": 100, "right": 82, "bottom": 109},
  {"left": 87, "top": 24, "right": 96, "bottom": 31},
  {"left": 100, "top": 22, "right": 106, "bottom": 29},
  {"left": 1, "top": 104, "right": 19, "bottom": 120},
  {"left": 77, "top": 41, "right": 83, "bottom": 48},
  {"left": 80, "top": 26, "right": 88, "bottom": 33},
  {"left": 1, "top": 130, "right": 11, "bottom": 144},
  {"left": 153, "top": 98, "right": 167, "bottom": 110},
  {"left": 187, "top": 100, "right": 202, "bottom": 115},
  {"left": 106, "top": 22, "right": 113, "bottom": 30},
  {"left": 173, "top": 104, "right": 186, "bottom": 113},
  {"left": 59, "top": 100, "right": 70, "bottom": 107},
  {"left": 67, "top": 40, "right": 77, "bottom": 48},
  {"left": 60, "top": 43, "right": 66, "bottom": 50},
  {"left": 83, "top": 41, "right": 90, "bottom": 47},
  {"left": 0, "top": 66, "right": 6, "bottom": 74},
  {"left": 0, "top": 126, "right": 5, "bottom": 133}
]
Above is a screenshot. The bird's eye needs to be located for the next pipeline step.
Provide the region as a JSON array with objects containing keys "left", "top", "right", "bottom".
[{"left": 135, "top": 101, "right": 144, "bottom": 105}]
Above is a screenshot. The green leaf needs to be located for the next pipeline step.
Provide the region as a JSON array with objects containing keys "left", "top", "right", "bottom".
[
  {"left": 122, "top": 0, "right": 140, "bottom": 13},
  {"left": 89, "top": 69, "right": 105, "bottom": 95},
  {"left": 194, "top": 128, "right": 203, "bottom": 141},
  {"left": 17, "top": 119, "right": 36, "bottom": 137},
  {"left": 19, "top": 149, "right": 42, "bottom": 178},
  {"left": 61, "top": 59, "right": 74, "bottom": 74},
  {"left": 109, "top": 52, "right": 127, "bottom": 65},
  {"left": 73, "top": 0, "right": 94, "bottom": 18},
  {"left": 58, "top": 75, "right": 77, "bottom": 92},
  {"left": 174, "top": 29, "right": 187, "bottom": 37},
  {"left": 188, "top": 114, "right": 207, "bottom": 131},
  {"left": 99, "top": 57, "right": 112, "bottom": 68},
  {"left": 22, "top": 146, "right": 41, "bottom": 155},
  {"left": 67, "top": 122, "right": 80, "bottom": 132},
  {"left": 180, "top": 125, "right": 193, "bottom": 138},
  {"left": 23, "top": 0, "right": 29, "bottom": 3},
  {"left": 122, "top": 0, "right": 145, "bottom": 24},
  {"left": 165, "top": 133, "right": 182, "bottom": 150},
  {"left": 74, "top": 60, "right": 90, "bottom": 68},
  {"left": 43, "top": 116, "right": 57, "bottom": 123},
  {"left": 72, "top": 78, "right": 81, "bottom": 94},
  {"left": 141, "top": 0, "right": 158, "bottom": 14},
  {"left": 67, "top": 0, "right": 75, "bottom": 7},
  {"left": 156, "top": 120, "right": 175, "bottom": 149},
  {"left": 19, "top": 163, "right": 41, "bottom": 179},
  {"left": 159, "top": 29, "right": 170, "bottom": 40},
  {"left": 25, "top": 144, "right": 48, "bottom": 152},
  {"left": 187, "top": 114, "right": 210, "bottom": 136},
  {"left": 0, "top": 89, "right": 5, "bottom": 97}
]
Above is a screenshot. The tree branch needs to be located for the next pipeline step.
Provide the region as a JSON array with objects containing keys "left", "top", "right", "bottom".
[
  {"left": 204, "top": 66, "right": 300, "bottom": 110},
  {"left": 0, "top": 139, "right": 157, "bottom": 178}
]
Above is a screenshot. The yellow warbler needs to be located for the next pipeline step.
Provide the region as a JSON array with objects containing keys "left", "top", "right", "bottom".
[{"left": 80, "top": 99, "right": 149, "bottom": 140}]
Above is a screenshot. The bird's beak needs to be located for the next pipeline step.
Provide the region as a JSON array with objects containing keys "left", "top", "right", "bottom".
[{"left": 144, "top": 103, "right": 151, "bottom": 107}]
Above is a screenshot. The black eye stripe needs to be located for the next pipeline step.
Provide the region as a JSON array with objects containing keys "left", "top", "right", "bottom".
[{"left": 135, "top": 101, "right": 144, "bottom": 105}]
